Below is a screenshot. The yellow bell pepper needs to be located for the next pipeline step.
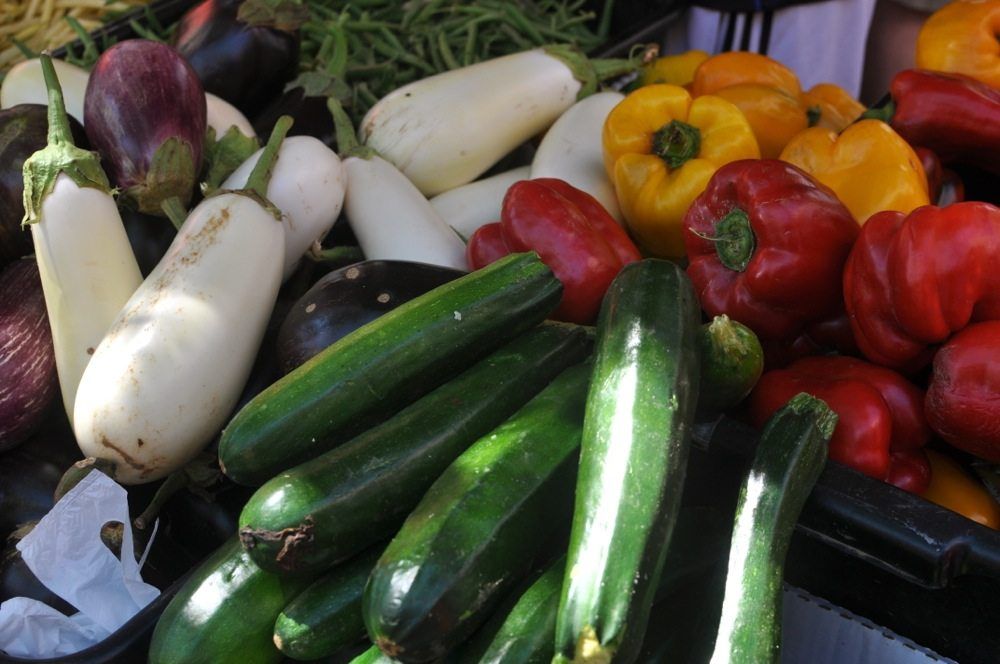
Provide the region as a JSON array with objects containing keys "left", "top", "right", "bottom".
[
  {"left": 603, "top": 84, "right": 760, "bottom": 259},
  {"left": 922, "top": 450, "right": 1000, "bottom": 529},
  {"left": 639, "top": 50, "right": 710, "bottom": 88},
  {"left": 916, "top": 0, "right": 1000, "bottom": 89},
  {"left": 800, "top": 83, "right": 866, "bottom": 132},
  {"left": 779, "top": 119, "right": 929, "bottom": 225},
  {"left": 713, "top": 84, "right": 808, "bottom": 158},
  {"left": 691, "top": 51, "right": 802, "bottom": 99}
]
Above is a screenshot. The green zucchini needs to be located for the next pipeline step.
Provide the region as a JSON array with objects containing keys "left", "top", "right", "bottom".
[
  {"left": 697, "top": 314, "right": 764, "bottom": 416},
  {"left": 708, "top": 393, "right": 836, "bottom": 664},
  {"left": 273, "top": 547, "right": 381, "bottom": 661},
  {"left": 455, "top": 507, "right": 729, "bottom": 664},
  {"left": 363, "top": 361, "right": 592, "bottom": 663},
  {"left": 554, "top": 258, "right": 701, "bottom": 664},
  {"left": 350, "top": 644, "right": 397, "bottom": 664},
  {"left": 219, "top": 252, "right": 562, "bottom": 486},
  {"left": 238, "top": 322, "right": 592, "bottom": 575},
  {"left": 148, "top": 537, "right": 315, "bottom": 664}
]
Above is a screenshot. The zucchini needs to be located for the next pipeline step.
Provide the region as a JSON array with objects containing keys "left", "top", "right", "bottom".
[
  {"left": 238, "top": 322, "right": 592, "bottom": 575},
  {"left": 554, "top": 258, "right": 701, "bottom": 664},
  {"left": 697, "top": 314, "right": 764, "bottom": 417},
  {"left": 350, "top": 644, "right": 398, "bottom": 664},
  {"left": 274, "top": 546, "right": 382, "bottom": 661},
  {"left": 363, "top": 361, "right": 591, "bottom": 663},
  {"left": 456, "top": 506, "right": 729, "bottom": 664},
  {"left": 148, "top": 537, "right": 316, "bottom": 664},
  {"left": 219, "top": 251, "right": 561, "bottom": 486},
  {"left": 708, "top": 393, "right": 836, "bottom": 664}
]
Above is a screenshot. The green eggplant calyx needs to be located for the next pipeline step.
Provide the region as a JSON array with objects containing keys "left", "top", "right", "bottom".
[
  {"left": 21, "top": 53, "right": 111, "bottom": 226},
  {"left": 544, "top": 43, "right": 648, "bottom": 101},
  {"left": 201, "top": 125, "right": 261, "bottom": 197},
  {"left": 124, "top": 136, "right": 198, "bottom": 216}
]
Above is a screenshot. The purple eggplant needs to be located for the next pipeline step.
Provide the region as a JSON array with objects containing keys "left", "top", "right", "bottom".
[
  {"left": 0, "top": 104, "right": 87, "bottom": 267},
  {"left": 173, "top": 0, "right": 303, "bottom": 120},
  {"left": 0, "top": 258, "right": 57, "bottom": 452},
  {"left": 276, "top": 260, "right": 466, "bottom": 374},
  {"left": 84, "top": 39, "right": 207, "bottom": 216},
  {"left": 253, "top": 85, "right": 336, "bottom": 149}
]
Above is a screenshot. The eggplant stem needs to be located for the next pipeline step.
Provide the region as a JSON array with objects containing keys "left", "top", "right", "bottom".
[
  {"left": 134, "top": 470, "right": 189, "bottom": 531},
  {"left": 161, "top": 196, "right": 188, "bottom": 231},
  {"left": 40, "top": 54, "right": 75, "bottom": 149},
  {"left": 243, "top": 115, "right": 293, "bottom": 201}
]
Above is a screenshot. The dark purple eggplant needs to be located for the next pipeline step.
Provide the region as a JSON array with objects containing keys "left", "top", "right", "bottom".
[
  {"left": 173, "top": 0, "right": 303, "bottom": 120},
  {"left": 253, "top": 85, "right": 336, "bottom": 148},
  {"left": 121, "top": 207, "right": 178, "bottom": 277},
  {"left": 276, "top": 260, "right": 466, "bottom": 374},
  {"left": 84, "top": 39, "right": 207, "bottom": 216},
  {"left": 0, "top": 104, "right": 87, "bottom": 266},
  {"left": 0, "top": 258, "right": 57, "bottom": 452}
]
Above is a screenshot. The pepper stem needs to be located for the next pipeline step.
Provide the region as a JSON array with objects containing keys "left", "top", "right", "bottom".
[
  {"left": 652, "top": 119, "right": 702, "bottom": 169},
  {"left": 244, "top": 114, "right": 293, "bottom": 201},
  {"left": 709, "top": 208, "right": 755, "bottom": 272},
  {"left": 859, "top": 96, "right": 895, "bottom": 125}
]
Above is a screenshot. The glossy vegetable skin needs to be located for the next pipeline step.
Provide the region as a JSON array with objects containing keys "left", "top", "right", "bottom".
[
  {"left": 173, "top": 0, "right": 301, "bottom": 119},
  {"left": 219, "top": 252, "right": 562, "bottom": 486},
  {"left": 363, "top": 361, "right": 590, "bottom": 663},
  {"left": 709, "top": 394, "right": 836, "bottom": 664},
  {"left": 84, "top": 40, "right": 207, "bottom": 215},
  {"left": 683, "top": 159, "right": 858, "bottom": 345},
  {"left": 148, "top": 537, "right": 315, "bottom": 664},
  {"left": 843, "top": 202, "right": 1000, "bottom": 372},
  {"left": 274, "top": 547, "right": 381, "bottom": 661},
  {"left": 239, "top": 322, "right": 591, "bottom": 575},
  {"left": 276, "top": 260, "right": 465, "bottom": 374},
  {"left": 925, "top": 321, "right": 1000, "bottom": 462},
  {"left": 0, "top": 259, "right": 57, "bottom": 451},
  {"left": 921, "top": 449, "right": 1000, "bottom": 529},
  {"left": 469, "top": 178, "right": 641, "bottom": 324},
  {"left": 554, "top": 259, "right": 700, "bottom": 664},
  {"left": 697, "top": 315, "right": 763, "bottom": 416},
  {"left": 749, "top": 355, "right": 931, "bottom": 493},
  {"left": 0, "top": 104, "right": 87, "bottom": 266}
]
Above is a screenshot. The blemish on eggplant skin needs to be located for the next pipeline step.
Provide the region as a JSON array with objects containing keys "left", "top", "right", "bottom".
[
  {"left": 137, "top": 438, "right": 145, "bottom": 447},
  {"left": 305, "top": 303, "right": 317, "bottom": 314},
  {"left": 86, "top": 347, "right": 95, "bottom": 355},
  {"left": 346, "top": 267, "right": 360, "bottom": 280}
]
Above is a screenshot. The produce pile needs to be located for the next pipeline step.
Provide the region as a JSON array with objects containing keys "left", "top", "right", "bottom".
[{"left": 0, "top": 0, "right": 999, "bottom": 662}]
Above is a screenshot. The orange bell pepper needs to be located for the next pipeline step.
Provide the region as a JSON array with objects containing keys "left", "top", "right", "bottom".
[
  {"left": 691, "top": 52, "right": 809, "bottom": 158},
  {"left": 691, "top": 51, "right": 802, "bottom": 99},
  {"left": 779, "top": 119, "right": 930, "bottom": 224},
  {"left": 712, "top": 84, "right": 808, "bottom": 158},
  {"left": 916, "top": 0, "right": 1000, "bottom": 89},
  {"left": 639, "top": 50, "right": 710, "bottom": 88},
  {"left": 800, "top": 83, "right": 866, "bottom": 132},
  {"left": 921, "top": 450, "right": 1000, "bottom": 529},
  {"left": 602, "top": 84, "right": 760, "bottom": 259}
]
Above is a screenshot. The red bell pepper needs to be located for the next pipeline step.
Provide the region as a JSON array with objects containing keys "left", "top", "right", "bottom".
[
  {"left": 467, "top": 178, "right": 641, "bottom": 324},
  {"left": 926, "top": 321, "right": 1000, "bottom": 462},
  {"left": 683, "top": 159, "right": 859, "bottom": 344},
  {"left": 915, "top": 147, "right": 965, "bottom": 208},
  {"left": 749, "top": 355, "right": 932, "bottom": 493},
  {"left": 871, "top": 69, "right": 1000, "bottom": 176},
  {"left": 844, "top": 201, "right": 1000, "bottom": 372}
]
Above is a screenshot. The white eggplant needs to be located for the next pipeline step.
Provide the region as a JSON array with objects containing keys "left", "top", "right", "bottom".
[
  {"left": 429, "top": 166, "right": 529, "bottom": 240},
  {"left": 205, "top": 92, "right": 255, "bottom": 138},
  {"left": 1, "top": 58, "right": 89, "bottom": 124},
  {"left": 531, "top": 91, "right": 625, "bottom": 222},
  {"left": 360, "top": 46, "right": 639, "bottom": 196},
  {"left": 331, "top": 98, "right": 467, "bottom": 270},
  {"left": 222, "top": 135, "right": 345, "bottom": 280},
  {"left": 22, "top": 56, "right": 142, "bottom": 424},
  {"left": 73, "top": 118, "right": 294, "bottom": 485},
  {"left": 344, "top": 154, "right": 467, "bottom": 270}
]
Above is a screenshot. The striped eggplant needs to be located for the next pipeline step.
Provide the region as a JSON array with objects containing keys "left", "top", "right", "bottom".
[{"left": 0, "top": 258, "right": 57, "bottom": 452}]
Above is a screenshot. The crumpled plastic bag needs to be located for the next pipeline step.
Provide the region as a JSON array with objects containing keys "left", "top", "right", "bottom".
[{"left": 0, "top": 471, "right": 160, "bottom": 658}]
